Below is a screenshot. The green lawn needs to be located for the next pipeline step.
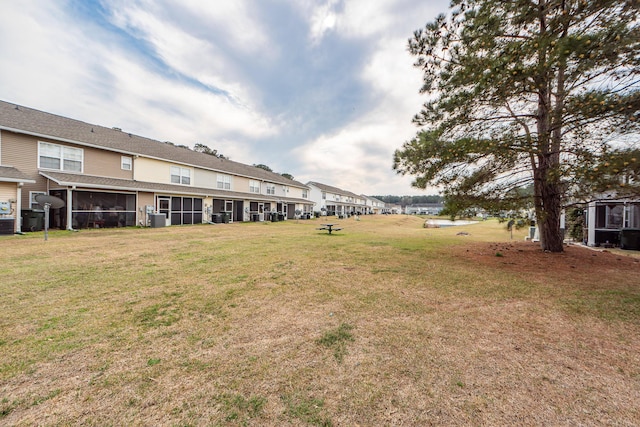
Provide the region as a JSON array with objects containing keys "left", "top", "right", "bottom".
[{"left": 1, "top": 215, "right": 639, "bottom": 425}]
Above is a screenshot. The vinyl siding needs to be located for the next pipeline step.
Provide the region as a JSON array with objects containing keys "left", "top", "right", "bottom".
[
  {"left": 1, "top": 130, "right": 134, "bottom": 206},
  {"left": 233, "top": 176, "right": 250, "bottom": 193},
  {"left": 0, "top": 131, "right": 39, "bottom": 177},
  {"left": 83, "top": 148, "right": 133, "bottom": 179},
  {"left": 0, "top": 183, "right": 16, "bottom": 206},
  {"left": 135, "top": 157, "right": 176, "bottom": 184},
  {"left": 288, "top": 186, "right": 307, "bottom": 200},
  {"left": 193, "top": 168, "right": 218, "bottom": 190},
  {"left": 1, "top": 131, "right": 44, "bottom": 207},
  {"left": 138, "top": 192, "right": 155, "bottom": 225}
]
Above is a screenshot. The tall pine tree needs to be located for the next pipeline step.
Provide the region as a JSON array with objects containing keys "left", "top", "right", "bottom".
[{"left": 394, "top": 0, "right": 639, "bottom": 252}]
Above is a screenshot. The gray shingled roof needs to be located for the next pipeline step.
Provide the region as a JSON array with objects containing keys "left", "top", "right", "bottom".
[
  {"left": 0, "top": 165, "right": 36, "bottom": 183},
  {"left": 41, "top": 171, "right": 311, "bottom": 204},
  {"left": 0, "top": 100, "right": 308, "bottom": 189},
  {"left": 306, "top": 181, "right": 362, "bottom": 199}
]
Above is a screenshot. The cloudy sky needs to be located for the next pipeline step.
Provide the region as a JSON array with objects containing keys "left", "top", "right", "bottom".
[{"left": 0, "top": 0, "right": 450, "bottom": 196}]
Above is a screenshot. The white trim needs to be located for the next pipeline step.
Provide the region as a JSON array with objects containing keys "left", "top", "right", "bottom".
[
  {"left": 29, "top": 191, "right": 47, "bottom": 209},
  {"left": 170, "top": 166, "right": 192, "bottom": 185},
  {"left": 0, "top": 177, "right": 36, "bottom": 184},
  {"left": 121, "top": 156, "right": 132, "bottom": 171},
  {"left": 66, "top": 188, "right": 73, "bottom": 230},
  {"left": 37, "top": 141, "right": 84, "bottom": 173},
  {"left": 216, "top": 173, "right": 232, "bottom": 190},
  {"left": 249, "top": 180, "right": 260, "bottom": 193},
  {"left": 16, "top": 183, "right": 22, "bottom": 232}
]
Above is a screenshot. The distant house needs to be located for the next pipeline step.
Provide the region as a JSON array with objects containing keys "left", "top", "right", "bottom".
[
  {"left": 405, "top": 203, "right": 444, "bottom": 215},
  {"left": 0, "top": 100, "right": 313, "bottom": 233},
  {"left": 585, "top": 197, "right": 640, "bottom": 248},
  {"left": 365, "top": 196, "right": 385, "bottom": 215},
  {"left": 306, "top": 181, "right": 369, "bottom": 216}
]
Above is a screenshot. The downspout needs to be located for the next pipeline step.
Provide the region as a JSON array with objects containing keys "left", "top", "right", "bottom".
[
  {"left": 587, "top": 201, "right": 596, "bottom": 246},
  {"left": 16, "top": 182, "right": 23, "bottom": 233},
  {"left": 66, "top": 187, "right": 73, "bottom": 230}
]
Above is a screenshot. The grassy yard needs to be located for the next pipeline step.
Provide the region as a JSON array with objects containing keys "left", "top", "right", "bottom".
[{"left": 1, "top": 215, "right": 639, "bottom": 425}]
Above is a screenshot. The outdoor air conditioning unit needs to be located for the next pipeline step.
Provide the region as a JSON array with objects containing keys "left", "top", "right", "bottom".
[
  {"left": 620, "top": 228, "right": 640, "bottom": 250},
  {"left": 149, "top": 214, "right": 166, "bottom": 228}
]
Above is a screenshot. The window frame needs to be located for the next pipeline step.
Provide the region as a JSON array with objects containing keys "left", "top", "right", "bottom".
[
  {"left": 171, "top": 166, "right": 191, "bottom": 185},
  {"left": 38, "top": 141, "right": 84, "bottom": 172},
  {"left": 216, "top": 174, "right": 232, "bottom": 190},
  {"left": 249, "top": 180, "right": 261, "bottom": 194},
  {"left": 121, "top": 156, "right": 132, "bottom": 171},
  {"left": 30, "top": 191, "right": 47, "bottom": 209}
]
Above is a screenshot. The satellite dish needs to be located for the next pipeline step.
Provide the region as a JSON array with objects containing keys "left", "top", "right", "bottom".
[
  {"left": 34, "top": 194, "right": 65, "bottom": 241},
  {"left": 35, "top": 194, "right": 65, "bottom": 209}
]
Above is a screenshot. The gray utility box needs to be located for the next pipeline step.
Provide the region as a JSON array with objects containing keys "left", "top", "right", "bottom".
[{"left": 149, "top": 214, "right": 166, "bottom": 228}]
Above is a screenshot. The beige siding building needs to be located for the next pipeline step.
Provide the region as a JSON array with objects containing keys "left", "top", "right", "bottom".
[{"left": 0, "top": 100, "right": 312, "bottom": 232}]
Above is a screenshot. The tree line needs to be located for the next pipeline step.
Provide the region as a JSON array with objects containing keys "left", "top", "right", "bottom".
[{"left": 371, "top": 195, "right": 443, "bottom": 206}]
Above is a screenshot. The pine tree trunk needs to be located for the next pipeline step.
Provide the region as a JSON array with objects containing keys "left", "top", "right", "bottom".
[
  {"left": 533, "top": 156, "right": 564, "bottom": 253},
  {"left": 538, "top": 192, "right": 564, "bottom": 252}
]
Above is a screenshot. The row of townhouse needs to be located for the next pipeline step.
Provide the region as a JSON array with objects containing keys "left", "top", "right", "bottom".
[
  {"left": 0, "top": 100, "right": 386, "bottom": 234},
  {"left": 306, "top": 181, "right": 386, "bottom": 216}
]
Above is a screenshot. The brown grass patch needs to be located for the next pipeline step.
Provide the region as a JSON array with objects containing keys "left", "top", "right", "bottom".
[{"left": 1, "top": 217, "right": 639, "bottom": 425}]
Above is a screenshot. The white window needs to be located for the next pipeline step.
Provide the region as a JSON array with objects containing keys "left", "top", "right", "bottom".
[
  {"left": 30, "top": 191, "right": 47, "bottom": 209},
  {"left": 171, "top": 166, "right": 191, "bottom": 185},
  {"left": 266, "top": 184, "right": 275, "bottom": 195},
  {"left": 249, "top": 180, "right": 261, "bottom": 194},
  {"left": 322, "top": 192, "right": 326, "bottom": 200},
  {"left": 38, "top": 141, "right": 83, "bottom": 172},
  {"left": 302, "top": 189, "right": 308, "bottom": 198},
  {"left": 121, "top": 156, "right": 132, "bottom": 171},
  {"left": 217, "top": 174, "right": 231, "bottom": 190}
]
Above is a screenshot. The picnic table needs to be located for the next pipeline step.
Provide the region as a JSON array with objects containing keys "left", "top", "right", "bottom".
[{"left": 317, "top": 223, "right": 342, "bottom": 234}]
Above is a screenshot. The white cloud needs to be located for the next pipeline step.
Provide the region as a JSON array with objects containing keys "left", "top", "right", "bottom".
[
  {"left": 0, "top": 0, "right": 277, "bottom": 146},
  {"left": 286, "top": 0, "right": 449, "bottom": 194},
  {"left": 299, "top": 0, "right": 449, "bottom": 44},
  {"left": 292, "top": 110, "right": 428, "bottom": 195},
  {"left": 338, "top": 0, "right": 396, "bottom": 38},
  {"left": 308, "top": 0, "right": 340, "bottom": 45},
  {"left": 104, "top": 1, "right": 263, "bottom": 105},
  {"left": 105, "top": 0, "right": 270, "bottom": 54},
  {"left": 176, "top": 0, "right": 271, "bottom": 55},
  {"left": 100, "top": 53, "right": 279, "bottom": 142},
  {"left": 291, "top": 4, "right": 440, "bottom": 195},
  {"left": 0, "top": 2, "right": 113, "bottom": 116},
  {"left": 0, "top": 0, "right": 450, "bottom": 195}
]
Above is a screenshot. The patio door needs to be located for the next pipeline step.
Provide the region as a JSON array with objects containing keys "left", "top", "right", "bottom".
[{"left": 158, "top": 197, "right": 170, "bottom": 225}]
